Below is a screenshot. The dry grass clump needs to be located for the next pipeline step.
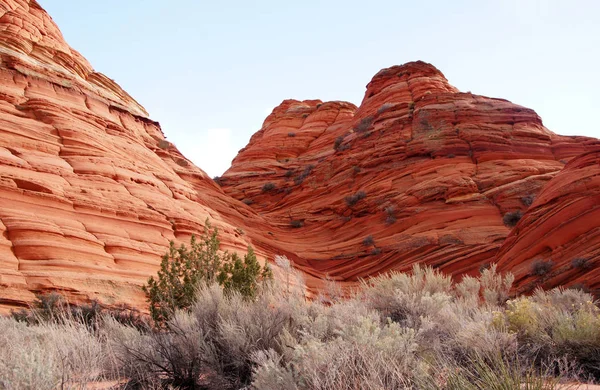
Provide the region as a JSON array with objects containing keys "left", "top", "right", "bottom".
[
  {"left": 0, "top": 316, "right": 103, "bottom": 390},
  {"left": 2, "top": 263, "right": 599, "bottom": 389}
]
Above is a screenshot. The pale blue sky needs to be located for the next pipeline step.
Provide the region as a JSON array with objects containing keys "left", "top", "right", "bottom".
[{"left": 39, "top": 1, "right": 600, "bottom": 177}]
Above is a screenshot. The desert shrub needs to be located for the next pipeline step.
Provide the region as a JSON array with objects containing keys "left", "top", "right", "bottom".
[
  {"left": 531, "top": 260, "right": 553, "bottom": 276},
  {"left": 11, "top": 292, "right": 66, "bottom": 325},
  {"left": 361, "top": 265, "right": 453, "bottom": 327},
  {"left": 377, "top": 102, "right": 394, "bottom": 114},
  {"left": 253, "top": 317, "right": 420, "bottom": 390},
  {"left": 288, "top": 132, "right": 296, "bottom": 137},
  {"left": 107, "top": 283, "right": 301, "bottom": 389},
  {"left": 290, "top": 220, "right": 304, "bottom": 228},
  {"left": 242, "top": 198, "right": 254, "bottom": 205},
  {"left": 572, "top": 257, "right": 590, "bottom": 269},
  {"left": 143, "top": 220, "right": 272, "bottom": 325},
  {"left": 447, "top": 153, "right": 456, "bottom": 158},
  {"left": 158, "top": 139, "right": 170, "bottom": 149},
  {"left": 521, "top": 195, "right": 535, "bottom": 206},
  {"left": 362, "top": 235, "right": 375, "bottom": 246},
  {"left": 213, "top": 176, "right": 223, "bottom": 186},
  {"left": 503, "top": 210, "right": 523, "bottom": 227},
  {"left": 262, "top": 182, "right": 276, "bottom": 192},
  {"left": 12, "top": 292, "right": 147, "bottom": 332},
  {"left": 569, "top": 283, "right": 591, "bottom": 293},
  {"left": 0, "top": 316, "right": 103, "bottom": 390},
  {"left": 384, "top": 205, "right": 397, "bottom": 224},
  {"left": 294, "top": 165, "right": 314, "bottom": 185},
  {"left": 284, "top": 169, "right": 294, "bottom": 178},
  {"left": 354, "top": 116, "right": 374, "bottom": 133},
  {"left": 498, "top": 288, "right": 600, "bottom": 379},
  {"left": 478, "top": 263, "right": 515, "bottom": 306},
  {"left": 443, "top": 353, "right": 557, "bottom": 390},
  {"left": 333, "top": 135, "right": 344, "bottom": 151},
  {"left": 345, "top": 190, "right": 366, "bottom": 207}
]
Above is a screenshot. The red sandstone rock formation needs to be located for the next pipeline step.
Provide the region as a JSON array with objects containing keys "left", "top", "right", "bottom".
[
  {"left": 496, "top": 150, "right": 600, "bottom": 293},
  {"left": 1, "top": 1, "right": 599, "bottom": 311},
  {"left": 0, "top": 0, "right": 273, "bottom": 311},
  {"left": 220, "top": 62, "right": 600, "bottom": 292}
]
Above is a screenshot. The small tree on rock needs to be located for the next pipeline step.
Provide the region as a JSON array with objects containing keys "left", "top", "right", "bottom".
[{"left": 143, "top": 220, "right": 272, "bottom": 325}]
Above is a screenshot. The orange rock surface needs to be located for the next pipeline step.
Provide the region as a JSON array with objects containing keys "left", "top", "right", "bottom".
[
  {"left": 1, "top": 1, "right": 599, "bottom": 311},
  {"left": 221, "top": 62, "right": 599, "bottom": 293},
  {"left": 0, "top": 0, "right": 272, "bottom": 311},
  {"left": 496, "top": 150, "right": 600, "bottom": 293}
]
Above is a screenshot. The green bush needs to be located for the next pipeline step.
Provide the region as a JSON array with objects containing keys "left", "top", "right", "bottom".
[{"left": 143, "top": 220, "right": 272, "bottom": 325}]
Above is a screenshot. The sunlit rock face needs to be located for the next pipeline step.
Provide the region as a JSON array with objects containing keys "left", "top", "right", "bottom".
[
  {"left": 1, "top": 1, "right": 599, "bottom": 311},
  {"left": 497, "top": 150, "right": 600, "bottom": 293},
  {"left": 221, "top": 61, "right": 599, "bottom": 291},
  {"left": 0, "top": 0, "right": 270, "bottom": 311}
]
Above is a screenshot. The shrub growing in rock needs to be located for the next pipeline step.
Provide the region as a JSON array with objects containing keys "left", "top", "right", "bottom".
[
  {"left": 503, "top": 210, "right": 523, "bottom": 227},
  {"left": 345, "top": 190, "right": 366, "bottom": 207},
  {"left": 290, "top": 220, "right": 304, "bottom": 228},
  {"left": 354, "top": 116, "right": 374, "bottom": 133},
  {"left": 262, "top": 182, "right": 276, "bottom": 192},
  {"left": 531, "top": 259, "right": 554, "bottom": 276},
  {"left": 572, "top": 257, "right": 590, "bottom": 269},
  {"left": 521, "top": 195, "right": 535, "bottom": 206},
  {"left": 363, "top": 235, "right": 375, "bottom": 246},
  {"left": 294, "top": 165, "right": 314, "bottom": 185},
  {"left": 142, "top": 220, "right": 272, "bottom": 325}
]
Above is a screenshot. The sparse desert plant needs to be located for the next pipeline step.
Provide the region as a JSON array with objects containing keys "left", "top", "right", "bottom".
[
  {"left": 11, "top": 292, "right": 67, "bottom": 325},
  {"left": 377, "top": 102, "right": 395, "bottom": 114},
  {"left": 363, "top": 235, "right": 375, "bottom": 246},
  {"left": 294, "top": 164, "right": 314, "bottom": 185},
  {"left": 290, "top": 219, "right": 304, "bottom": 228},
  {"left": 288, "top": 132, "right": 296, "bottom": 137},
  {"left": 503, "top": 210, "right": 523, "bottom": 227},
  {"left": 572, "top": 257, "right": 590, "bottom": 269},
  {"left": 262, "top": 182, "right": 276, "bottom": 192},
  {"left": 107, "top": 282, "right": 301, "bottom": 389},
  {"left": 5, "top": 262, "right": 600, "bottom": 389},
  {"left": 384, "top": 205, "right": 397, "bottom": 224},
  {"left": 242, "top": 198, "right": 254, "bottom": 205},
  {"left": 531, "top": 259, "right": 553, "bottom": 276},
  {"left": 521, "top": 194, "right": 535, "bottom": 206},
  {"left": 354, "top": 116, "right": 374, "bottom": 133},
  {"left": 213, "top": 176, "right": 223, "bottom": 186},
  {"left": 0, "top": 316, "right": 103, "bottom": 390},
  {"left": 158, "top": 139, "right": 170, "bottom": 149},
  {"left": 333, "top": 135, "right": 344, "bottom": 151},
  {"left": 345, "top": 190, "right": 366, "bottom": 207}
]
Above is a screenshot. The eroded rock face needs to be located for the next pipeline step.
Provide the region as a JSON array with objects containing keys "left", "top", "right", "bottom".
[
  {"left": 1, "top": 1, "right": 599, "bottom": 310},
  {"left": 0, "top": 0, "right": 269, "bottom": 311},
  {"left": 221, "top": 62, "right": 599, "bottom": 289},
  {"left": 496, "top": 150, "right": 600, "bottom": 293}
]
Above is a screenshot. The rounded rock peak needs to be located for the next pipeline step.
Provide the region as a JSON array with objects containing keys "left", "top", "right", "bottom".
[
  {"left": 372, "top": 61, "right": 448, "bottom": 82},
  {"left": 360, "top": 61, "right": 458, "bottom": 107}
]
